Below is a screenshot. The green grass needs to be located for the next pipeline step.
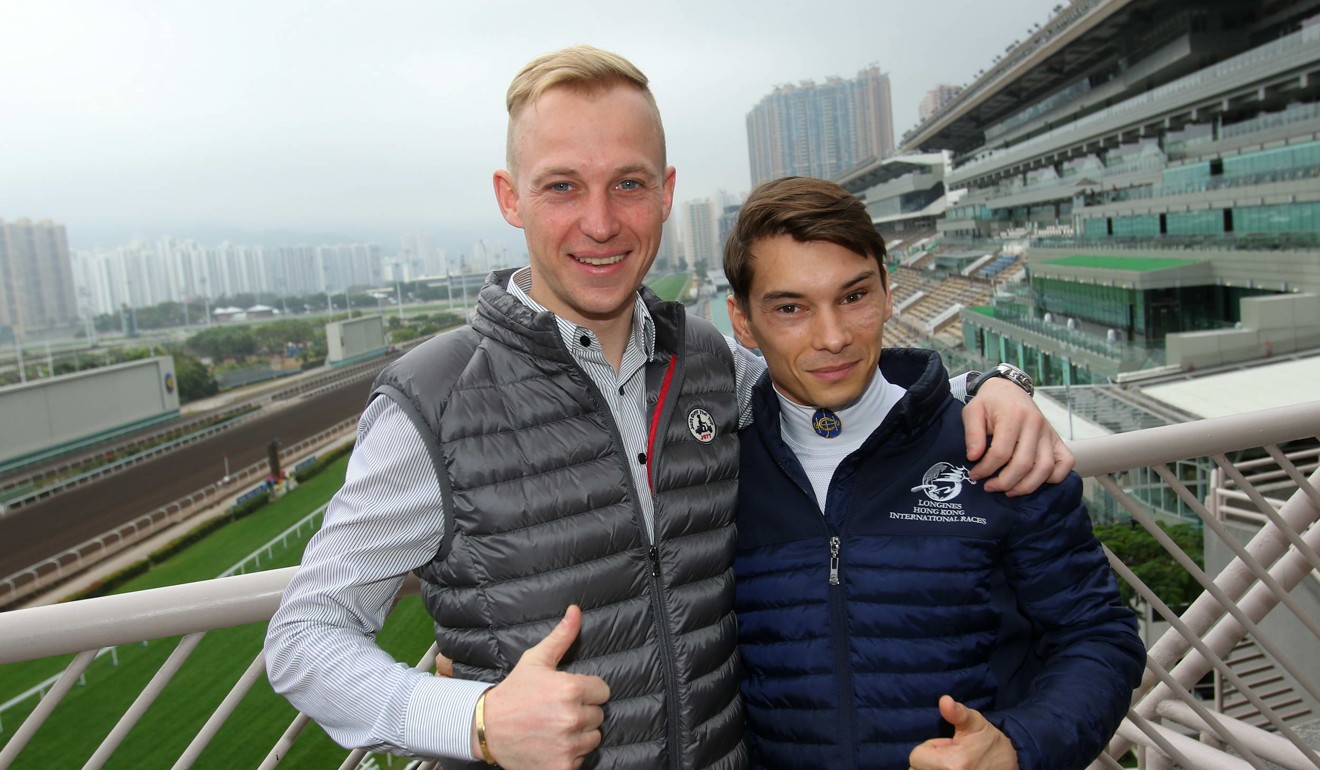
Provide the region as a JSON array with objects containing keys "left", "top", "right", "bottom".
[
  {"left": 0, "top": 454, "right": 435, "bottom": 768},
  {"left": 647, "top": 273, "right": 691, "bottom": 302}
]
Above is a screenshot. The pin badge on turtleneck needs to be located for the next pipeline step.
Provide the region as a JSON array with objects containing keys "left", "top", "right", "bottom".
[{"left": 812, "top": 408, "right": 842, "bottom": 439}]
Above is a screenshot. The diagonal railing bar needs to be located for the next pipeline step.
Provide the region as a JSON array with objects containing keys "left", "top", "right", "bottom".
[
  {"left": 1214, "top": 453, "right": 1320, "bottom": 576},
  {"left": 263, "top": 680, "right": 324, "bottom": 764},
  {"left": 1151, "top": 463, "right": 1320, "bottom": 644},
  {"left": 0, "top": 649, "right": 98, "bottom": 769},
  {"left": 256, "top": 713, "right": 313, "bottom": 770},
  {"left": 84, "top": 632, "right": 207, "bottom": 770},
  {"left": 1116, "top": 708, "right": 1206, "bottom": 770},
  {"left": 1132, "top": 459, "right": 1320, "bottom": 680},
  {"left": 336, "top": 748, "right": 369, "bottom": 770},
  {"left": 1103, "top": 542, "right": 1320, "bottom": 768},
  {"left": 1093, "top": 753, "right": 1125, "bottom": 770},
  {"left": 1113, "top": 467, "right": 1320, "bottom": 759},
  {"left": 1159, "top": 700, "right": 1318, "bottom": 770},
  {"left": 1141, "top": 653, "right": 1273, "bottom": 770},
  {"left": 1264, "top": 444, "right": 1320, "bottom": 512},
  {"left": 171, "top": 652, "right": 267, "bottom": 770},
  {"left": 1100, "top": 473, "right": 1320, "bottom": 711}
]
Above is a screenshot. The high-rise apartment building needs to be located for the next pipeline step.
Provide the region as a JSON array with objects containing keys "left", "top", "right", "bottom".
[
  {"left": 918, "top": 83, "right": 963, "bottom": 122},
  {"left": 0, "top": 218, "right": 78, "bottom": 334},
  {"left": 682, "top": 198, "right": 721, "bottom": 273},
  {"left": 746, "top": 66, "right": 894, "bottom": 186}
]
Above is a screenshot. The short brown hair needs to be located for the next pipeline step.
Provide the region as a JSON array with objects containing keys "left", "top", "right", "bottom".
[
  {"left": 724, "top": 176, "right": 888, "bottom": 304},
  {"left": 505, "top": 45, "right": 665, "bottom": 169}
]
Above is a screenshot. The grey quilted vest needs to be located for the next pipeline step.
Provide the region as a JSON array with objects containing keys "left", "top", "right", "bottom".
[{"left": 370, "top": 270, "right": 747, "bottom": 770}]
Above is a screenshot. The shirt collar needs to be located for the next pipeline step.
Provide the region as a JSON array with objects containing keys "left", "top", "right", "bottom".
[
  {"left": 775, "top": 365, "right": 906, "bottom": 450},
  {"left": 507, "top": 266, "right": 657, "bottom": 362}
]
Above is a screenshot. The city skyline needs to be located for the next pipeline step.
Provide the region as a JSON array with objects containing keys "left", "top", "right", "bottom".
[{"left": 1, "top": 0, "right": 1063, "bottom": 256}]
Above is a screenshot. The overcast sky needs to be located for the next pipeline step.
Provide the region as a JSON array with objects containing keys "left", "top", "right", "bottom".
[{"left": 0, "top": 1, "right": 1059, "bottom": 253}]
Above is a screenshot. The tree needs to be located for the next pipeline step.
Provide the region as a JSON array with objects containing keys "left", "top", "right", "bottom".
[
  {"left": 186, "top": 325, "right": 258, "bottom": 361},
  {"left": 1094, "top": 521, "right": 1204, "bottom": 611},
  {"left": 172, "top": 352, "right": 218, "bottom": 402}
]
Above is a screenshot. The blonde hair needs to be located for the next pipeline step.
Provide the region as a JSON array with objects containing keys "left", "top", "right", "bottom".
[{"left": 504, "top": 45, "right": 665, "bottom": 169}]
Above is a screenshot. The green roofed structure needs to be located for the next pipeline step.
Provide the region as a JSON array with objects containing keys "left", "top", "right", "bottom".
[{"left": 1040, "top": 256, "right": 1201, "bottom": 272}]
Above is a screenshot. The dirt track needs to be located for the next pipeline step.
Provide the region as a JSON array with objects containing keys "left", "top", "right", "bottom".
[{"left": 0, "top": 380, "right": 373, "bottom": 578}]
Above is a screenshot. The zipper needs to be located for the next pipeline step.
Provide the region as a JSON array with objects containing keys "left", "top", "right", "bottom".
[
  {"left": 573, "top": 355, "right": 682, "bottom": 768},
  {"left": 826, "top": 530, "right": 857, "bottom": 769}
]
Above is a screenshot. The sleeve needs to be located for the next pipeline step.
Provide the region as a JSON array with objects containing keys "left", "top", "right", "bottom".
[
  {"left": 725, "top": 334, "right": 766, "bottom": 429},
  {"left": 263, "top": 397, "right": 490, "bottom": 760},
  {"left": 983, "top": 473, "right": 1147, "bottom": 770}
]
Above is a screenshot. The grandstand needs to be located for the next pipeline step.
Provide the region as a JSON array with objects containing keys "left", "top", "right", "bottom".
[{"left": 897, "top": 0, "right": 1320, "bottom": 386}]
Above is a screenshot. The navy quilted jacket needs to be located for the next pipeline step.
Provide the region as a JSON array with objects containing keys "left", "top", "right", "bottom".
[{"left": 734, "top": 348, "right": 1144, "bottom": 770}]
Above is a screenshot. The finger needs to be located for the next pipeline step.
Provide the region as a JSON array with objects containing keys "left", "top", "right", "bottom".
[
  {"left": 981, "top": 416, "right": 1036, "bottom": 494},
  {"left": 961, "top": 399, "right": 989, "bottom": 463},
  {"left": 521, "top": 605, "right": 583, "bottom": 668},
  {"left": 1005, "top": 430, "right": 1055, "bottom": 497},
  {"left": 1048, "top": 435, "right": 1075, "bottom": 483},
  {"left": 908, "top": 738, "right": 947, "bottom": 769},
  {"left": 942, "top": 695, "right": 993, "bottom": 738},
  {"left": 434, "top": 652, "right": 455, "bottom": 678},
  {"left": 938, "top": 694, "right": 967, "bottom": 728},
  {"left": 572, "top": 672, "right": 611, "bottom": 705}
]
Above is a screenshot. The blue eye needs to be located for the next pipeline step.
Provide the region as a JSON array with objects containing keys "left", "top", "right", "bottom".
[
  {"left": 550, "top": 182, "right": 572, "bottom": 193},
  {"left": 619, "top": 179, "right": 640, "bottom": 190}
]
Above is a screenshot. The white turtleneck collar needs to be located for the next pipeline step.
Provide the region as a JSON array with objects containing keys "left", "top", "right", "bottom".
[{"left": 774, "top": 365, "right": 907, "bottom": 513}]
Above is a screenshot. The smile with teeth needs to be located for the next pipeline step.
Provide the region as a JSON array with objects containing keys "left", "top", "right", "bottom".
[{"left": 573, "top": 253, "right": 626, "bottom": 266}]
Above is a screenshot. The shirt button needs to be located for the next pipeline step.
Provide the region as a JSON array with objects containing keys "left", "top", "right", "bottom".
[
  {"left": 637, "top": 452, "right": 647, "bottom": 465},
  {"left": 579, "top": 335, "right": 591, "bottom": 347}
]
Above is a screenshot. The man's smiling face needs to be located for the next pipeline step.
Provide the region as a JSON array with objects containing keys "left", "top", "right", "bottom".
[
  {"left": 729, "top": 235, "right": 891, "bottom": 410},
  {"left": 494, "top": 83, "right": 674, "bottom": 330}
]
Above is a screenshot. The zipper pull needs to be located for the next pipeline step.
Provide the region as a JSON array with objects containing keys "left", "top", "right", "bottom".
[
  {"left": 649, "top": 545, "right": 662, "bottom": 577},
  {"left": 828, "top": 536, "right": 841, "bottom": 586}
]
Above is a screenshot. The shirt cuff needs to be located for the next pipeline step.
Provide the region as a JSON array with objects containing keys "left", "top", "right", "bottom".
[
  {"left": 403, "top": 676, "right": 494, "bottom": 760},
  {"left": 950, "top": 370, "right": 975, "bottom": 403}
]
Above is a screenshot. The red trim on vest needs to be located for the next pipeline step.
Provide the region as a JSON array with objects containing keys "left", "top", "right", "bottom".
[{"left": 646, "top": 355, "right": 677, "bottom": 491}]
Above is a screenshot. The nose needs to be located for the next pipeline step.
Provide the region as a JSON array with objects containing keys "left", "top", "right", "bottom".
[
  {"left": 579, "top": 188, "right": 621, "bottom": 242},
  {"left": 813, "top": 307, "right": 850, "bottom": 353}
]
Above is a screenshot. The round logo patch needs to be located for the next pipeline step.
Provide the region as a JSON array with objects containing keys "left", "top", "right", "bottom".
[
  {"left": 687, "top": 408, "right": 716, "bottom": 443},
  {"left": 164, "top": 372, "right": 176, "bottom": 394}
]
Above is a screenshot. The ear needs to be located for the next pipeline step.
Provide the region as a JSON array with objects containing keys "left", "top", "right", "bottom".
[
  {"left": 493, "top": 169, "right": 523, "bottom": 228},
  {"left": 881, "top": 276, "right": 894, "bottom": 322},
  {"left": 660, "top": 165, "right": 676, "bottom": 222},
  {"left": 727, "top": 294, "right": 759, "bottom": 351}
]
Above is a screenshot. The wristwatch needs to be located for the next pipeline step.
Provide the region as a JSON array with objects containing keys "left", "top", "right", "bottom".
[{"left": 968, "top": 363, "right": 1034, "bottom": 398}]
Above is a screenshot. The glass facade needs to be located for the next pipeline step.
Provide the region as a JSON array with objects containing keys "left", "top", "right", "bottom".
[
  {"left": 1112, "top": 215, "right": 1160, "bottom": 237},
  {"left": 1234, "top": 201, "right": 1320, "bottom": 235},
  {"left": 1222, "top": 139, "right": 1320, "bottom": 178},
  {"left": 1165, "top": 209, "right": 1223, "bottom": 236}
]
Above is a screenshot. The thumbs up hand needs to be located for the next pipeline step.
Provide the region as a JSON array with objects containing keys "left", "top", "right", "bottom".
[
  {"left": 473, "top": 605, "right": 611, "bottom": 770},
  {"left": 908, "top": 695, "right": 1019, "bottom": 770}
]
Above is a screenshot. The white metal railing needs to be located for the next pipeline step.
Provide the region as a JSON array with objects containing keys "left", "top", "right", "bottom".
[{"left": 1, "top": 401, "right": 1318, "bottom": 768}]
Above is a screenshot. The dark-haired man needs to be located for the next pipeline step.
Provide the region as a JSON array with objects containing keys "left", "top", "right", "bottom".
[{"left": 725, "top": 176, "right": 1144, "bottom": 770}]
